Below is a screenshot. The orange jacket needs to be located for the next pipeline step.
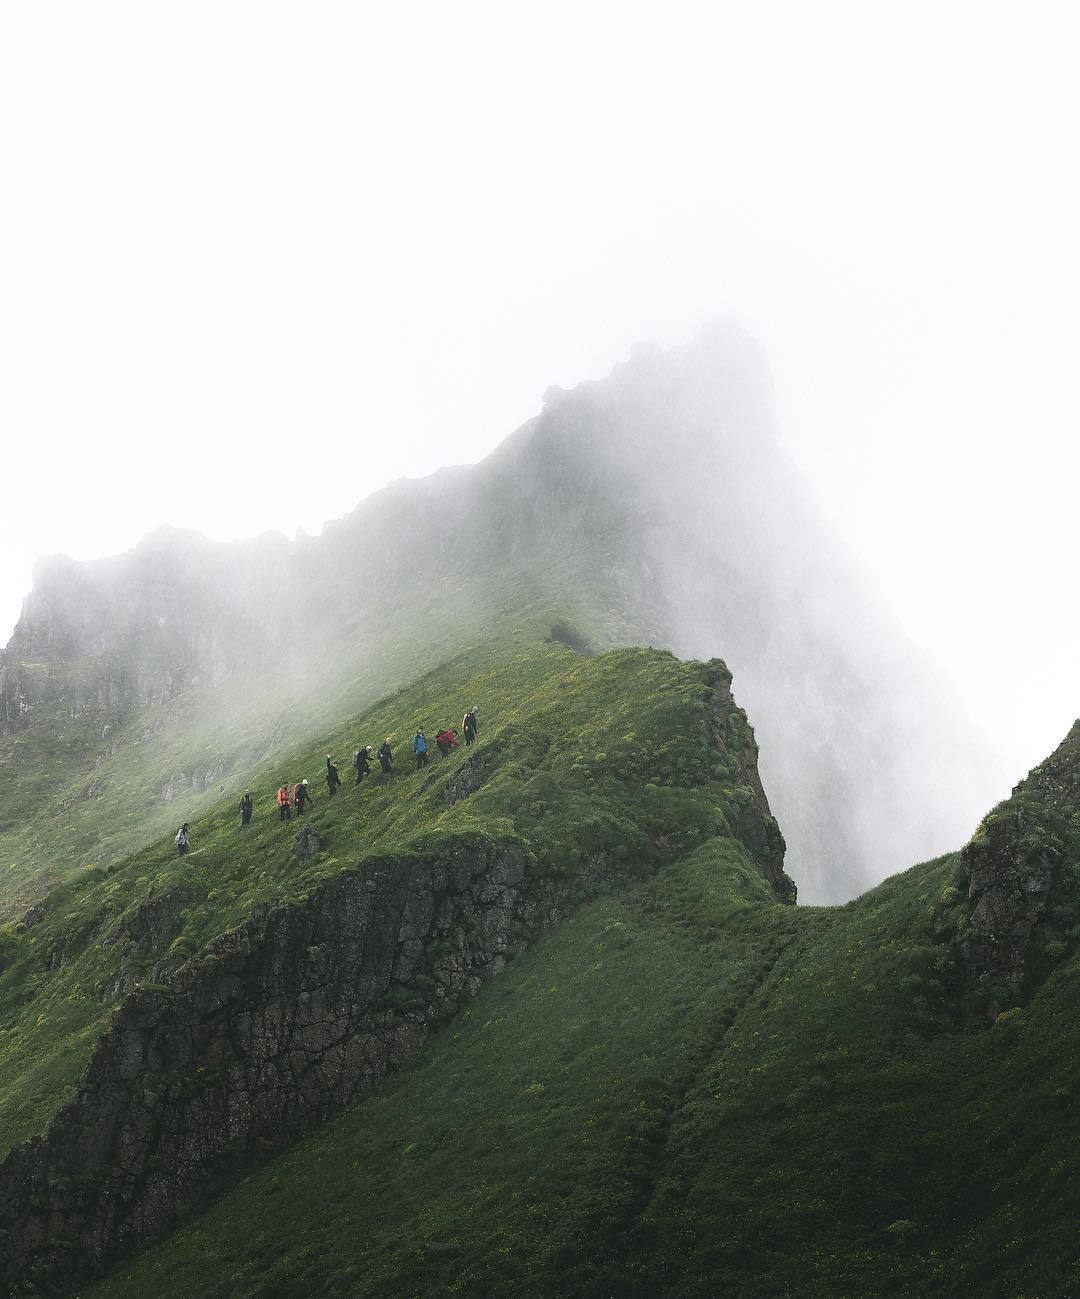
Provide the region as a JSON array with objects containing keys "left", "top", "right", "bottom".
[{"left": 277, "top": 786, "right": 290, "bottom": 807}]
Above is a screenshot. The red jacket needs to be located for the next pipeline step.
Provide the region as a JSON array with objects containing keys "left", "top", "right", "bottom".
[
  {"left": 436, "top": 730, "right": 459, "bottom": 748},
  {"left": 277, "top": 786, "right": 290, "bottom": 807}
]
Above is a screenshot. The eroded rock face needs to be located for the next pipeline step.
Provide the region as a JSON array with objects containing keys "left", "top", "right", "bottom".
[
  {"left": 0, "top": 531, "right": 291, "bottom": 737},
  {"left": 0, "top": 834, "right": 616, "bottom": 1293},
  {"left": 444, "top": 739, "right": 507, "bottom": 805},
  {"left": 956, "top": 720, "right": 1079, "bottom": 1017},
  {"left": 703, "top": 662, "right": 794, "bottom": 905},
  {"left": 295, "top": 823, "right": 321, "bottom": 859}
]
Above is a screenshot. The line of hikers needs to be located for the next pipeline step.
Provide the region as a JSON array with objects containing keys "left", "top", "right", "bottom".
[
  {"left": 175, "top": 707, "right": 481, "bottom": 848},
  {"left": 262, "top": 706, "right": 479, "bottom": 821}
]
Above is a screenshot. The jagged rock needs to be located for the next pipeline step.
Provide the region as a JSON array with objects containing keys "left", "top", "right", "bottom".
[
  {"left": 703, "top": 662, "right": 794, "bottom": 904},
  {"left": 445, "top": 740, "right": 506, "bottom": 805},
  {"left": 296, "top": 823, "right": 321, "bottom": 859},
  {"left": 124, "top": 891, "right": 184, "bottom": 959},
  {"left": 956, "top": 720, "right": 1079, "bottom": 1017},
  {"left": 161, "top": 772, "right": 188, "bottom": 804},
  {"left": 20, "top": 900, "right": 46, "bottom": 929}
]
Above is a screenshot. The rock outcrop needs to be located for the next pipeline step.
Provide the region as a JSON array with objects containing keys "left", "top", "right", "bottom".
[
  {"left": 0, "top": 833, "right": 629, "bottom": 1294},
  {"left": 956, "top": 720, "right": 1079, "bottom": 1016},
  {"left": 0, "top": 531, "right": 292, "bottom": 737},
  {"left": 703, "top": 662, "right": 792, "bottom": 904}
]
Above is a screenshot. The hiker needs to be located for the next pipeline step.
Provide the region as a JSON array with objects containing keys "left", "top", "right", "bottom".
[
  {"left": 435, "top": 727, "right": 459, "bottom": 756},
  {"left": 277, "top": 783, "right": 292, "bottom": 820},
  {"left": 326, "top": 755, "right": 341, "bottom": 797},
  {"left": 353, "top": 745, "right": 372, "bottom": 784},
  {"left": 378, "top": 737, "right": 393, "bottom": 775},
  {"left": 175, "top": 823, "right": 190, "bottom": 855},
  {"left": 239, "top": 791, "right": 253, "bottom": 826},
  {"left": 294, "top": 779, "right": 312, "bottom": 815},
  {"left": 413, "top": 728, "right": 429, "bottom": 769},
  {"left": 462, "top": 706, "right": 479, "bottom": 746}
]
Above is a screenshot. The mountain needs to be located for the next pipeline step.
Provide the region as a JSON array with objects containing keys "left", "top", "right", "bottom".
[
  {"left": 91, "top": 726, "right": 1080, "bottom": 1299},
  {"left": 0, "top": 634, "right": 1074, "bottom": 1295},
  {"left": 0, "top": 639, "right": 794, "bottom": 1293},
  {"left": 0, "top": 312, "right": 1074, "bottom": 1292},
  {"left": 0, "top": 322, "right": 1008, "bottom": 910}
]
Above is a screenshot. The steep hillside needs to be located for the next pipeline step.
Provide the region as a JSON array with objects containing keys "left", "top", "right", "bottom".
[
  {"left": 88, "top": 723, "right": 1080, "bottom": 1299},
  {"left": 0, "top": 323, "right": 1007, "bottom": 908},
  {"left": 0, "top": 639, "right": 793, "bottom": 1294}
]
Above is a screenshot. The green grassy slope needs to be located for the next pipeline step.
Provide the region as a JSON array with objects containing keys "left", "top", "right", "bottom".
[
  {"left": 0, "top": 550, "right": 650, "bottom": 922},
  {"left": 0, "top": 637, "right": 781, "bottom": 1164},
  {"left": 643, "top": 851, "right": 1080, "bottom": 1297},
  {"left": 87, "top": 839, "right": 807, "bottom": 1299},
  {"left": 87, "top": 762, "right": 1080, "bottom": 1299}
]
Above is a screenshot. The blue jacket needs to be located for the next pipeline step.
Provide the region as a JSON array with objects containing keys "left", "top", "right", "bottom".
[{"left": 412, "top": 733, "right": 428, "bottom": 754}]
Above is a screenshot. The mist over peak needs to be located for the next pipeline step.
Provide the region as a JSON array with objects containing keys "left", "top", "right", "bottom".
[{"left": 2, "top": 326, "right": 1010, "bottom": 902}]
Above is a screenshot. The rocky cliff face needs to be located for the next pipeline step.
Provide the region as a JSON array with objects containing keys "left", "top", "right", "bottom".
[
  {"left": 0, "top": 834, "right": 637, "bottom": 1294},
  {"left": 0, "top": 530, "right": 292, "bottom": 736},
  {"left": 702, "top": 661, "right": 792, "bottom": 903},
  {"left": 955, "top": 720, "right": 1079, "bottom": 1017}
]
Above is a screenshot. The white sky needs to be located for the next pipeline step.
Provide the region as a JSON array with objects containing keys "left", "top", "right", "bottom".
[{"left": 1, "top": 1, "right": 1077, "bottom": 781}]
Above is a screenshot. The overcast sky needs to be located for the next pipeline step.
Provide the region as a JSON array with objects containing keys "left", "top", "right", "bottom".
[{"left": 1, "top": 1, "right": 1076, "bottom": 780}]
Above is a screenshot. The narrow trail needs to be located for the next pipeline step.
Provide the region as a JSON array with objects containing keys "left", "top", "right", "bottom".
[{"left": 586, "top": 908, "right": 835, "bottom": 1290}]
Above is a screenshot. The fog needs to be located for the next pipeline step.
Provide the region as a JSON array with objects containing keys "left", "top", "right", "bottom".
[
  {"left": 521, "top": 324, "right": 1019, "bottom": 900},
  {"left": 1, "top": 2, "right": 1077, "bottom": 791}
]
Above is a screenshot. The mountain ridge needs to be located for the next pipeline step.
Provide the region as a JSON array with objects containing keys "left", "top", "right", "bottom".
[
  {"left": 0, "top": 322, "right": 1008, "bottom": 907},
  {"left": 79, "top": 713, "right": 1080, "bottom": 1298},
  {"left": 0, "top": 640, "right": 795, "bottom": 1294}
]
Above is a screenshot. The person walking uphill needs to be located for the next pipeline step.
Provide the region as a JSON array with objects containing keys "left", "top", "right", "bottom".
[
  {"left": 435, "top": 728, "right": 459, "bottom": 756},
  {"left": 239, "top": 791, "right": 253, "bottom": 827},
  {"left": 378, "top": 738, "right": 393, "bottom": 775},
  {"left": 294, "top": 779, "right": 312, "bottom": 815},
  {"left": 277, "top": 783, "right": 291, "bottom": 820},
  {"left": 462, "top": 707, "right": 479, "bottom": 746},
  {"left": 175, "top": 823, "right": 190, "bottom": 855},
  {"left": 354, "top": 745, "right": 372, "bottom": 785},
  {"left": 412, "top": 728, "right": 429, "bottom": 769},
  {"left": 326, "top": 755, "right": 341, "bottom": 797}
]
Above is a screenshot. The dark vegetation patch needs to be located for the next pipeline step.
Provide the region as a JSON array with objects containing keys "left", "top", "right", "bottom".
[{"left": 549, "top": 622, "right": 595, "bottom": 655}]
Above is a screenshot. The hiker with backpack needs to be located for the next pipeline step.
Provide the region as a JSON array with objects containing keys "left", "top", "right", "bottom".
[
  {"left": 413, "top": 728, "right": 429, "bottom": 769},
  {"left": 294, "top": 779, "right": 312, "bottom": 815},
  {"left": 462, "top": 707, "right": 479, "bottom": 746},
  {"left": 277, "top": 783, "right": 292, "bottom": 820},
  {"left": 435, "top": 728, "right": 459, "bottom": 756},
  {"left": 378, "top": 738, "right": 393, "bottom": 775},
  {"left": 354, "top": 746, "right": 372, "bottom": 784},
  {"left": 239, "top": 791, "right": 253, "bottom": 826},
  {"left": 326, "top": 755, "right": 341, "bottom": 797},
  {"left": 175, "top": 823, "right": 190, "bottom": 855}
]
